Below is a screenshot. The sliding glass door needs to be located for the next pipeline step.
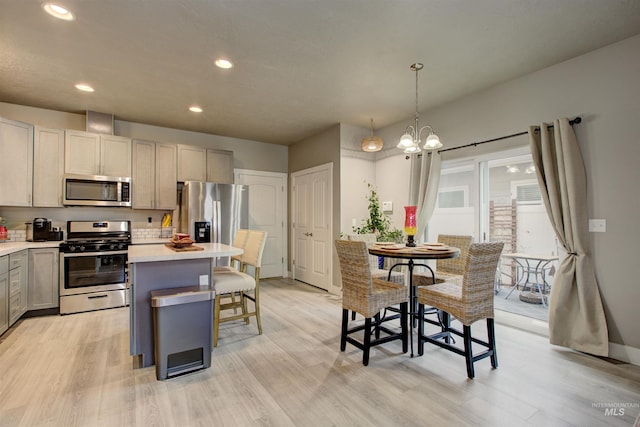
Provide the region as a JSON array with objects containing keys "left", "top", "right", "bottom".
[{"left": 429, "top": 147, "right": 558, "bottom": 321}]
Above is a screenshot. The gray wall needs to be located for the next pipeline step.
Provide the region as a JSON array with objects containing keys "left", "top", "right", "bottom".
[
  {"left": 288, "top": 124, "right": 342, "bottom": 288},
  {"left": 375, "top": 34, "right": 640, "bottom": 350}
]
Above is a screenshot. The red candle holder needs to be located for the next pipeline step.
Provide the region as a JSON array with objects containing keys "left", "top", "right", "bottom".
[{"left": 404, "top": 205, "right": 417, "bottom": 247}]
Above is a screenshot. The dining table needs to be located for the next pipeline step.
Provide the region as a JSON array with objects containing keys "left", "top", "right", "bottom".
[{"left": 368, "top": 242, "right": 460, "bottom": 356}]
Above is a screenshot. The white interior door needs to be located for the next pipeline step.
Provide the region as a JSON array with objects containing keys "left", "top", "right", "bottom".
[
  {"left": 292, "top": 164, "right": 332, "bottom": 291},
  {"left": 235, "top": 169, "right": 287, "bottom": 278}
]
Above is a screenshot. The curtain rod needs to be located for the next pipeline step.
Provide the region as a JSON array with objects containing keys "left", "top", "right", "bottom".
[{"left": 437, "top": 116, "right": 582, "bottom": 154}]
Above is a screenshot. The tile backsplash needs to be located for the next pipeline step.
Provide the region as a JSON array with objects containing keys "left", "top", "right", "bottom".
[
  {"left": 132, "top": 227, "right": 175, "bottom": 240},
  {"left": 3, "top": 227, "right": 175, "bottom": 242}
]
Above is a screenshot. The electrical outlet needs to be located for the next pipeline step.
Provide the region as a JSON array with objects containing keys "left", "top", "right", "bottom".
[
  {"left": 199, "top": 275, "right": 209, "bottom": 286},
  {"left": 589, "top": 219, "right": 606, "bottom": 233}
]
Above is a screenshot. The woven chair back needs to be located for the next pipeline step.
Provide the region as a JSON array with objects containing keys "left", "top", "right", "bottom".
[
  {"left": 461, "top": 242, "right": 504, "bottom": 306},
  {"left": 347, "top": 233, "right": 380, "bottom": 268},
  {"left": 437, "top": 234, "right": 473, "bottom": 275},
  {"left": 335, "top": 240, "right": 373, "bottom": 294},
  {"left": 231, "top": 229, "right": 249, "bottom": 262},
  {"left": 242, "top": 230, "right": 268, "bottom": 268}
]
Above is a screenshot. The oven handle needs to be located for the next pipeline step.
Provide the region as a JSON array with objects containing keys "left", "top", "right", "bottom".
[{"left": 62, "top": 250, "right": 129, "bottom": 257}]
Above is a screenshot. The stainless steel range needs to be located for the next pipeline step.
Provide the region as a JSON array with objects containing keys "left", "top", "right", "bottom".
[{"left": 59, "top": 220, "right": 131, "bottom": 315}]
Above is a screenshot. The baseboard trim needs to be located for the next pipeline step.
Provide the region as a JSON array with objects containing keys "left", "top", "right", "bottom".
[
  {"left": 494, "top": 310, "right": 640, "bottom": 366},
  {"left": 494, "top": 309, "right": 549, "bottom": 337},
  {"left": 609, "top": 342, "right": 640, "bottom": 366}
]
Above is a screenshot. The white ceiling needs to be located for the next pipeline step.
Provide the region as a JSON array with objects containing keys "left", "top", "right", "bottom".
[{"left": 1, "top": 0, "right": 640, "bottom": 145}]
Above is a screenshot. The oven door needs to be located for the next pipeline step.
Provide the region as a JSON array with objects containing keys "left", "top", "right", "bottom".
[{"left": 60, "top": 250, "right": 128, "bottom": 296}]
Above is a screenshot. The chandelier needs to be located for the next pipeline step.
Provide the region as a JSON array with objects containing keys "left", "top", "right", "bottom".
[
  {"left": 396, "top": 63, "right": 442, "bottom": 154},
  {"left": 361, "top": 118, "right": 384, "bottom": 152}
]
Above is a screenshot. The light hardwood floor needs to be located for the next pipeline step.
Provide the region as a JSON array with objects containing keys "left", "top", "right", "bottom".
[{"left": 0, "top": 278, "right": 639, "bottom": 426}]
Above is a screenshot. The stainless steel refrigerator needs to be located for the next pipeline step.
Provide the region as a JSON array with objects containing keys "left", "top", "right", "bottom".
[{"left": 179, "top": 181, "right": 249, "bottom": 266}]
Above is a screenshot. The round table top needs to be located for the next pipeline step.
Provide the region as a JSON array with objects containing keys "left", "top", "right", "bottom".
[{"left": 368, "top": 243, "right": 460, "bottom": 260}]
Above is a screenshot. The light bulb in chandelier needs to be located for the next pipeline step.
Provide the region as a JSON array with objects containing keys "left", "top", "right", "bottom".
[
  {"left": 397, "top": 132, "right": 415, "bottom": 149},
  {"left": 424, "top": 133, "right": 442, "bottom": 149},
  {"left": 403, "top": 144, "right": 421, "bottom": 154}
]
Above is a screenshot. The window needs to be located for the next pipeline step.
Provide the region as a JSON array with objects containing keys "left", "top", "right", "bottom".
[
  {"left": 437, "top": 186, "right": 468, "bottom": 208},
  {"left": 512, "top": 179, "right": 542, "bottom": 204}
]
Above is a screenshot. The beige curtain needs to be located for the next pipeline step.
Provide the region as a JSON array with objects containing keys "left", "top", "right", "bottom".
[
  {"left": 409, "top": 151, "right": 441, "bottom": 242},
  {"left": 528, "top": 118, "right": 608, "bottom": 356}
]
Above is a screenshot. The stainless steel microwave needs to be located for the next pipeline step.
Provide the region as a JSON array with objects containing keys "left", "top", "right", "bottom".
[{"left": 63, "top": 174, "right": 132, "bottom": 207}]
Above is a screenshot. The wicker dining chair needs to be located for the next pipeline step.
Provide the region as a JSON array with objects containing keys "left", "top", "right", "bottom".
[
  {"left": 347, "top": 234, "right": 405, "bottom": 285},
  {"left": 412, "top": 234, "right": 473, "bottom": 287},
  {"left": 335, "top": 239, "right": 409, "bottom": 366},
  {"left": 213, "top": 230, "right": 267, "bottom": 347},
  {"left": 416, "top": 241, "right": 504, "bottom": 379}
]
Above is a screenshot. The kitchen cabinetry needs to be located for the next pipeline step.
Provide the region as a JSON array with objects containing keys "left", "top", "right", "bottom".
[
  {"left": 206, "top": 149, "right": 234, "bottom": 184},
  {"left": 177, "top": 144, "right": 234, "bottom": 183},
  {"left": 33, "top": 126, "right": 65, "bottom": 207},
  {"left": 0, "top": 256, "right": 8, "bottom": 335},
  {"left": 0, "top": 117, "right": 33, "bottom": 206},
  {"left": 8, "top": 250, "right": 28, "bottom": 326},
  {"left": 28, "top": 248, "right": 59, "bottom": 310},
  {"left": 65, "top": 130, "right": 132, "bottom": 177},
  {"left": 177, "top": 144, "right": 206, "bottom": 182},
  {"left": 132, "top": 140, "right": 177, "bottom": 210}
]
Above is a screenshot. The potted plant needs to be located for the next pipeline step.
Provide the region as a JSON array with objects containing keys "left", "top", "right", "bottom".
[{"left": 352, "top": 183, "right": 402, "bottom": 243}]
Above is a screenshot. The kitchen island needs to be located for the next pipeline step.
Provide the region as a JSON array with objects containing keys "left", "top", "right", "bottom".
[{"left": 128, "top": 242, "right": 242, "bottom": 368}]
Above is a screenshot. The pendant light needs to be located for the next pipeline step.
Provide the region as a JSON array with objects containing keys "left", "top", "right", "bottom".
[
  {"left": 361, "top": 118, "right": 384, "bottom": 152},
  {"left": 397, "top": 63, "right": 442, "bottom": 154}
]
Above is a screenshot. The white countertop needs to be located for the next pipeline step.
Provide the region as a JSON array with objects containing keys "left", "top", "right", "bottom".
[
  {"left": 128, "top": 242, "right": 242, "bottom": 263},
  {"left": 0, "top": 241, "right": 61, "bottom": 257}
]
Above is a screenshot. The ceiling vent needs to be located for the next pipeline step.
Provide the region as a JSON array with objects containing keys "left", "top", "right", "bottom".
[{"left": 86, "top": 110, "right": 114, "bottom": 135}]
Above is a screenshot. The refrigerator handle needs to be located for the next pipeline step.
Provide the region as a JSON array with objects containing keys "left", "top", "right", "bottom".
[{"left": 214, "top": 200, "right": 221, "bottom": 243}]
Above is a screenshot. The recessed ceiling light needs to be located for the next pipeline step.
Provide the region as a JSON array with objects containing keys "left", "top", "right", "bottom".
[
  {"left": 42, "top": 3, "right": 75, "bottom": 21},
  {"left": 215, "top": 58, "right": 233, "bottom": 69},
  {"left": 75, "top": 84, "right": 94, "bottom": 92},
  {"left": 189, "top": 106, "right": 203, "bottom": 113}
]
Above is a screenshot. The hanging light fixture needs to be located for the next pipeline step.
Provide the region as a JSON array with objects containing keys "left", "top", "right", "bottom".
[
  {"left": 397, "top": 63, "right": 442, "bottom": 154},
  {"left": 361, "top": 118, "right": 384, "bottom": 152}
]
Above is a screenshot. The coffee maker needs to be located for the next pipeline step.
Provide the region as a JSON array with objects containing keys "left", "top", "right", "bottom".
[{"left": 32, "top": 218, "right": 52, "bottom": 241}]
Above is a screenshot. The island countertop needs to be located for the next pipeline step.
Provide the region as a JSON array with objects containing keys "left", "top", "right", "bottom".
[{"left": 128, "top": 242, "right": 242, "bottom": 263}]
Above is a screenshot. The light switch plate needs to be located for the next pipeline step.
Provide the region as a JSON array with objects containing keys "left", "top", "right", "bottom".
[
  {"left": 382, "top": 201, "right": 393, "bottom": 212},
  {"left": 589, "top": 219, "right": 606, "bottom": 233}
]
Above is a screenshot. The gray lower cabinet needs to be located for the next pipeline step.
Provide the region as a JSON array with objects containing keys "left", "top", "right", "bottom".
[
  {"left": 28, "top": 248, "right": 59, "bottom": 310},
  {"left": 0, "top": 256, "right": 8, "bottom": 335},
  {"left": 9, "top": 250, "right": 28, "bottom": 326}
]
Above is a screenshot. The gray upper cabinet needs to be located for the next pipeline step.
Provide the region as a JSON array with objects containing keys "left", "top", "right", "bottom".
[
  {"left": 155, "top": 142, "right": 178, "bottom": 209},
  {"left": 177, "top": 144, "right": 234, "bottom": 183},
  {"left": 206, "top": 149, "right": 234, "bottom": 184},
  {"left": 132, "top": 140, "right": 177, "bottom": 210},
  {"left": 65, "top": 130, "right": 131, "bottom": 177},
  {"left": 33, "top": 126, "right": 65, "bottom": 207},
  {"left": 0, "top": 117, "right": 33, "bottom": 206},
  {"left": 177, "top": 144, "right": 206, "bottom": 182}
]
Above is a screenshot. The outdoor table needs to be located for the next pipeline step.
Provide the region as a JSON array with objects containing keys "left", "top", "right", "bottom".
[{"left": 501, "top": 252, "right": 558, "bottom": 306}]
